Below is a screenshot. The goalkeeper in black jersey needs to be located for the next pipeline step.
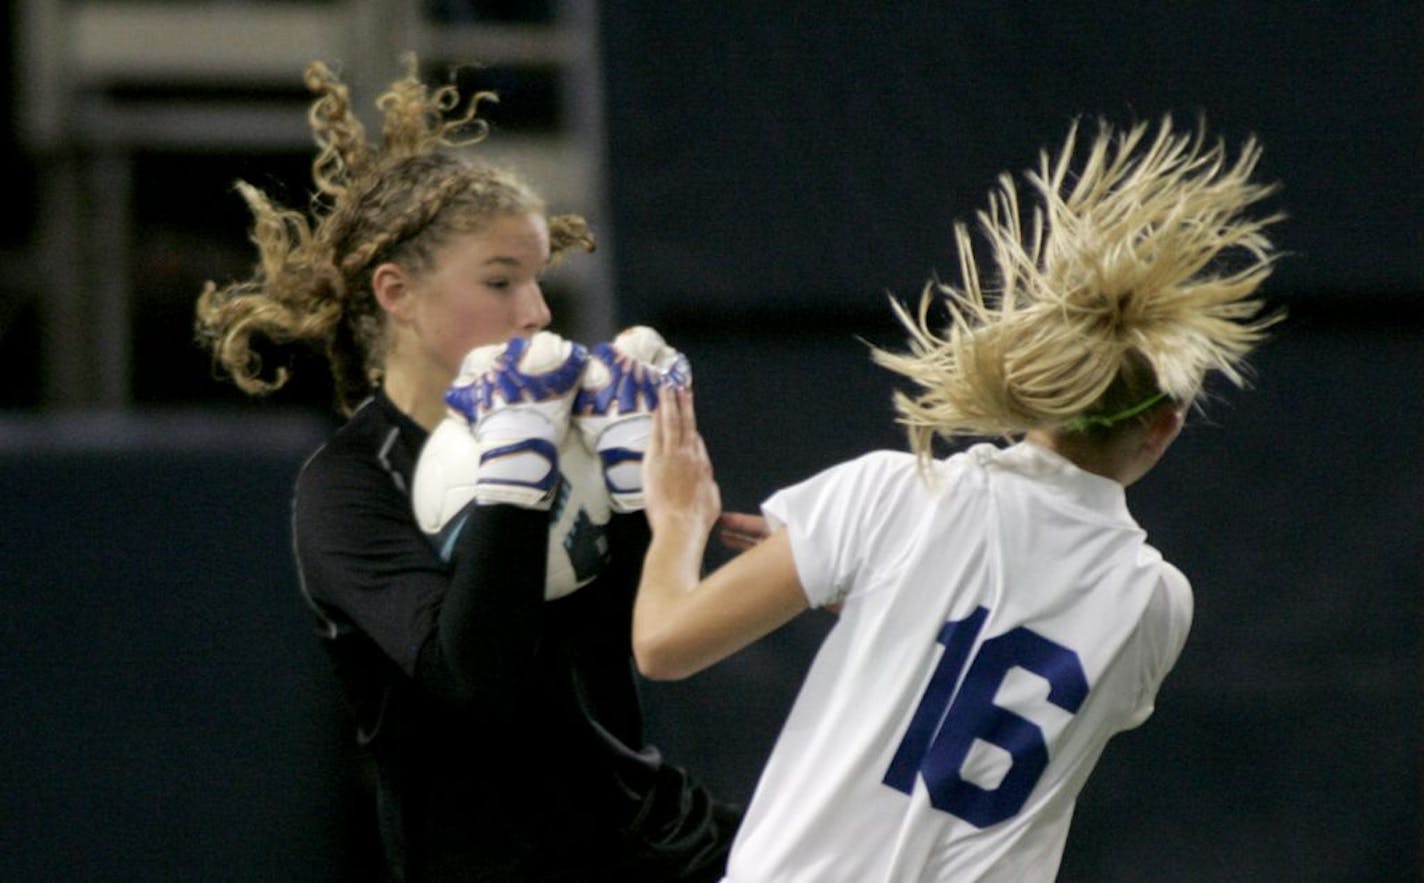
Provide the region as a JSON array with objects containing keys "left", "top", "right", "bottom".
[{"left": 195, "top": 57, "right": 739, "bottom": 882}]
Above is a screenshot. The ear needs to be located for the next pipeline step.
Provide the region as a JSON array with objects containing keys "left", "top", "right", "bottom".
[
  {"left": 371, "top": 262, "right": 414, "bottom": 322},
  {"left": 1142, "top": 405, "right": 1184, "bottom": 459}
]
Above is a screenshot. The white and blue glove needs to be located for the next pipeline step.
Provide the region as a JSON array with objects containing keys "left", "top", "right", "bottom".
[
  {"left": 573, "top": 326, "right": 691, "bottom": 513},
  {"left": 414, "top": 332, "right": 588, "bottom": 527}
]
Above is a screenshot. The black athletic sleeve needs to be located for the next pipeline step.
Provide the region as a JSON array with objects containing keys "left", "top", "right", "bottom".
[
  {"left": 293, "top": 439, "right": 549, "bottom": 713},
  {"left": 414, "top": 502, "right": 549, "bottom": 709}
]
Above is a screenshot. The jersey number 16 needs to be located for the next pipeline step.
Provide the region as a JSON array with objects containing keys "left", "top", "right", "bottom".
[{"left": 882, "top": 606, "right": 1089, "bottom": 827}]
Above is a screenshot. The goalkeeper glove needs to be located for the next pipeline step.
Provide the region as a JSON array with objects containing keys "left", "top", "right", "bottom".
[{"left": 573, "top": 326, "right": 691, "bottom": 512}]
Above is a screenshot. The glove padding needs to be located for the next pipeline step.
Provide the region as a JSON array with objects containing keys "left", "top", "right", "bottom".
[
  {"left": 434, "top": 331, "right": 588, "bottom": 511},
  {"left": 573, "top": 326, "right": 691, "bottom": 512}
]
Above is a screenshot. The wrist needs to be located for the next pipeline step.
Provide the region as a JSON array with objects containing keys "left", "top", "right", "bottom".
[
  {"left": 649, "top": 507, "right": 713, "bottom": 541},
  {"left": 646, "top": 514, "right": 709, "bottom": 578}
]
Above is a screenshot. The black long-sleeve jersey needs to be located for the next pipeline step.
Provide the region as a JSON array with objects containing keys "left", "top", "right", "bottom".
[{"left": 292, "top": 389, "right": 738, "bottom": 882}]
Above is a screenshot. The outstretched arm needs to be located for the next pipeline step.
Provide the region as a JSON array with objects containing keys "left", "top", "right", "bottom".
[
  {"left": 634, "top": 388, "right": 808, "bottom": 680},
  {"left": 716, "top": 511, "right": 771, "bottom": 552}
]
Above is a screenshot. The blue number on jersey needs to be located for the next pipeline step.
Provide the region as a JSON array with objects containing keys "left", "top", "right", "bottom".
[{"left": 883, "top": 606, "right": 1089, "bottom": 827}]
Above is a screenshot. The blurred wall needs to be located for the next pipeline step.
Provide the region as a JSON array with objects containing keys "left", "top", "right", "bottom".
[
  {"left": 0, "top": 412, "right": 380, "bottom": 881},
  {"left": 600, "top": 2, "right": 1421, "bottom": 318}
]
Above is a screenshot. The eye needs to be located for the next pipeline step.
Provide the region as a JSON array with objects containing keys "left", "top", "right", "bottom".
[{"left": 484, "top": 277, "right": 512, "bottom": 291}]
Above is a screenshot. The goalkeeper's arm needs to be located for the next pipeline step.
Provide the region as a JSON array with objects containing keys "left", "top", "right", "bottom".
[{"left": 415, "top": 502, "right": 549, "bottom": 711}]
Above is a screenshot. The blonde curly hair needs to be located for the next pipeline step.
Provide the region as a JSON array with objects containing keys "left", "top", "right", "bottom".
[
  {"left": 872, "top": 116, "right": 1283, "bottom": 459},
  {"left": 195, "top": 56, "right": 594, "bottom": 413}
]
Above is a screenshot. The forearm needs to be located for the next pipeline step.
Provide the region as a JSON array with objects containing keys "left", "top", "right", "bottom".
[
  {"left": 633, "top": 517, "right": 712, "bottom": 679},
  {"left": 580, "top": 511, "right": 652, "bottom": 640},
  {"left": 637, "top": 512, "right": 709, "bottom": 618},
  {"left": 419, "top": 503, "right": 548, "bottom": 708},
  {"left": 634, "top": 523, "right": 810, "bottom": 683}
]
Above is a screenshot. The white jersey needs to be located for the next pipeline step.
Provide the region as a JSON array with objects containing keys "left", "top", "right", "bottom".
[{"left": 724, "top": 441, "right": 1192, "bottom": 883}]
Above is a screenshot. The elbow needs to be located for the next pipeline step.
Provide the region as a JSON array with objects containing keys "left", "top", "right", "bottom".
[
  {"left": 632, "top": 630, "right": 696, "bottom": 682},
  {"left": 419, "top": 634, "right": 537, "bottom": 711}
]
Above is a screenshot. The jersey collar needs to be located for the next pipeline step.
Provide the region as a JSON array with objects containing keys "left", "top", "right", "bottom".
[{"left": 986, "top": 440, "right": 1136, "bottom": 524}]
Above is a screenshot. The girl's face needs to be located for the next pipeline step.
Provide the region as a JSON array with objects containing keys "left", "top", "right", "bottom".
[{"left": 407, "top": 211, "right": 553, "bottom": 379}]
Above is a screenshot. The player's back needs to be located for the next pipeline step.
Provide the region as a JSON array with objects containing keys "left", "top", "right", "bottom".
[{"left": 726, "top": 442, "right": 1191, "bottom": 882}]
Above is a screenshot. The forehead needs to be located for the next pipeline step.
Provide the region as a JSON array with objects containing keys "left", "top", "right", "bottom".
[{"left": 441, "top": 211, "right": 550, "bottom": 264}]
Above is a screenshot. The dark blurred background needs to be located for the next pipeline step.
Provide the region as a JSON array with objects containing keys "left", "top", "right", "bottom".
[{"left": 1, "top": 2, "right": 1419, "bottom": 880}]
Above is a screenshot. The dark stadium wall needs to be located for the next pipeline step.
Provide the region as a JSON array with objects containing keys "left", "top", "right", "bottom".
[{"left": 598, "top": 2, "right": 1421, "bottom": 321}]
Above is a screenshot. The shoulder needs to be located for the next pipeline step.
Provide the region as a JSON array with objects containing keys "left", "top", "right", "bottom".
[
  {"left": 1136, "top": 544, "right": 1192, "bottom": 599},
  {"left": 1134, "top": 551, "right": 1194, "bottom": 664},
  {"left": 811, "top": 448, "right": 923, "bottom": 493},
  {"left": 763, "top": 450, "right": 906, "bottom": 515},
  {"left": 764, "top": 447, "right": 988, "bottom": 530},
  {"left": 760, "top": 451, "right": 922, "bottom": 584},
  {"left": 294, "top": 399, "right": 407, "bottom": 513},
  {"left": 833, "top": 444, "right": 996, "bottom": 502},
  {"left": 1155, "top": 558, "right": 1194, "bottom": 628}
]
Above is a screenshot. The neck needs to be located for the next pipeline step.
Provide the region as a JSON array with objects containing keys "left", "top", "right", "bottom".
[
  {"left": 381, "top": 359, "right": 453, "bottom": 431},
  {"left": 1023, "top": 429, "right": 1137, "bottom": 486}
]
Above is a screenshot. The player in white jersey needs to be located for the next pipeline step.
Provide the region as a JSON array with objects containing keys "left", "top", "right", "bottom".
[{"left": 632, "top": 116, "right": 1282, "bottom": 881}]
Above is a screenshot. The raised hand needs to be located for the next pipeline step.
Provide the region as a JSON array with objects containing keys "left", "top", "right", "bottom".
[
  {"left": 643, "top": 386, "right": 720, "bottom": 540},
  {"left": 420, "top": 331, "right": 587, "bottom": 514}
]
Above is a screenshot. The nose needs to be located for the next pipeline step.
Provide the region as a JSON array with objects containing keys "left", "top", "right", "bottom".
[{"left": 518, "top": 281, "right": 552, "bottom": 333}]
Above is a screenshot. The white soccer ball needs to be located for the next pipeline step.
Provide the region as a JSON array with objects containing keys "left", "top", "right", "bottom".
[{"left": 412, "top": 417, "right": 611, "bottom": 600}]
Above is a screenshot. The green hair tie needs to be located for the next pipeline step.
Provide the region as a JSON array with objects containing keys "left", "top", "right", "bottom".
[{"left": 1065, "top": 392, "right": 1169, "bottom": 433}]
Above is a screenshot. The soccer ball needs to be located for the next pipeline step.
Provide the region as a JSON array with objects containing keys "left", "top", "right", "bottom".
[{"left": 412, "top": 417, "right": 611, "bottom": 600}]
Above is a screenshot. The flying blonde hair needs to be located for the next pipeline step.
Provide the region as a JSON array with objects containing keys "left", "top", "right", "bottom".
[
  {"left": 195, "top": 56, "right": 594, "bottom": 413},
  {"left": 872, "top": 116, "right": 1282, "bottom": 459}
]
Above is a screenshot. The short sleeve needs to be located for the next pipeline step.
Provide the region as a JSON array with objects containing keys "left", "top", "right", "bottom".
[
  {"left": 1154, "top": 562, "right": 1194, "bottom": 677},
  {"left": 761, "top": 451, "right": 917, "bottom": 609},
  {"left": 1124, "top": 561, "right": 1194, "bottom": 729}
]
